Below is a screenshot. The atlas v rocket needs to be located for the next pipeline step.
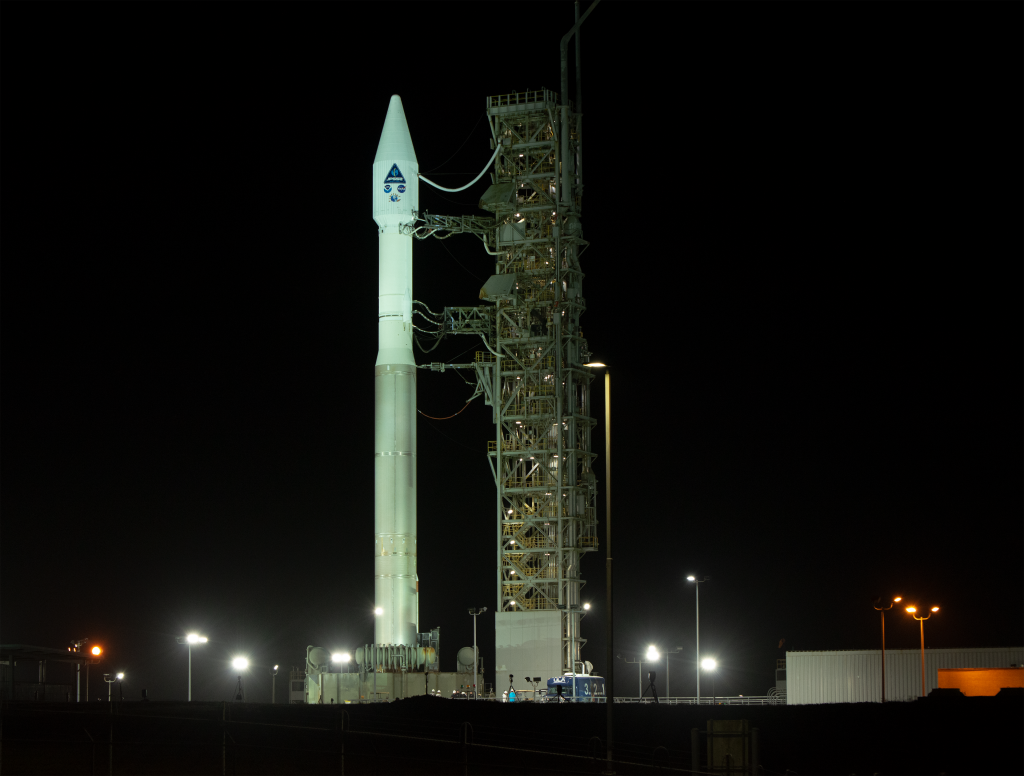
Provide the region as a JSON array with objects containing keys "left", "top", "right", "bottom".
[{"left": 373, "top": 95, "right": 418, "bottom": 648}]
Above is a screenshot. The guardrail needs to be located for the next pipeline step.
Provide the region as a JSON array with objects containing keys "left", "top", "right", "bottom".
[{"left": 614, "top": 695, "right": 786, "bottom": 706}]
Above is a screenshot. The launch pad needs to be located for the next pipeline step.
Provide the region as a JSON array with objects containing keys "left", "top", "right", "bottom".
[{"left": 307, "top": 4, "right": 599, "bottom": 702}]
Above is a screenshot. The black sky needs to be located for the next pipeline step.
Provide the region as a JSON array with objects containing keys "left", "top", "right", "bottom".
[{"left": 2, "top": 1, "right": 1021, "bottom": 703}]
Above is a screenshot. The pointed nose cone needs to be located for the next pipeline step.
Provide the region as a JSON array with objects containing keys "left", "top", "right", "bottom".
[
  {"left": 375, "top": 95, "right": 417, "bottom": 165},
  {"left": 373, "top": 95, "right": 419, "bottom": 227}
]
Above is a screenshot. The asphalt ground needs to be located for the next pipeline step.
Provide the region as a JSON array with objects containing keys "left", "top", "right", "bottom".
[{"left": 1, "top": 693, "right": 1020, "bottom": 775}]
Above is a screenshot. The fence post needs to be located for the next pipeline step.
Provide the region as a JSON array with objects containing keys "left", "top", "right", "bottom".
[
  {"left": 461, "top": 722, "right": 473, "bottom": 776},
  {"left": 339, "top": 710, "right": 348, "bottom": 776},
  {"left": 751, "top": 728, "right": 759, "bottom": 776},
  {"left": 691, "top": 728, "right": 699, "bottom": 775}
]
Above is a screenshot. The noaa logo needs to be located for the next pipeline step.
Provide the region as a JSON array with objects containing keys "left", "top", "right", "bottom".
[
  {"left": 384, "top": 184, "right": 392, "bottom": 193},
  {"left": 397, "top": 184, "right": 406, "bottom": 194}
]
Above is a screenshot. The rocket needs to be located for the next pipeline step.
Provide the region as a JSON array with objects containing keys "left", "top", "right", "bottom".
[{"left": 373, "top": 95, "right": 418, "bottom": 648}]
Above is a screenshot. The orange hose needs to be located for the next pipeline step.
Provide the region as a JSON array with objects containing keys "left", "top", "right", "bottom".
[{"left": 418, "top": 402, "right": 471, "bottom": 421}]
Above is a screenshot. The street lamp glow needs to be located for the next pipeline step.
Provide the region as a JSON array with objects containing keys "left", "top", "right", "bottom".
[
  {"left": 116, "top": 672, "right": 124, "bottom": 680},
  {"left": 232, "top": 657, "right": 249, "bottom": 671},
  {"left": 583, "top": 603, "right": 591, "bottom": 610},
  {"left": 686, "top": 575, "right": 696, "bottom": 582},
  {"left": 186, "top": 633, "right": 208, "bottom": 644},
  {"left": 905, "top": 606, "right": 917, "bottom": 613},
  {"left": 91, "top": 646, "right": 102, "bottom": 656},
  {"left": 894, "top": 597, "right": 902, "bottom": 602},
  {"left": 332, "top": 653, "right": 346, "bottom": 663},
  {"left": 701, "top": 658, "right": 717, "bottom": 671},
  {"left": 584, "top": 362, "right": 606, "bottom": 367},
  {"left": 930, "top": 606, "right": 939, "bottom": 612},
  {"left": 646, "top": 646, "right": 659, "bottom": 660},
  {"left": 374, "top": 607, "right": 383, "bottom": 616}
]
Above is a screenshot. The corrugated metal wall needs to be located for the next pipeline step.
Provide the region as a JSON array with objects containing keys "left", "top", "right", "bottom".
[{"left": 786, "top": 647, "right": 1024, "bottom": 704}]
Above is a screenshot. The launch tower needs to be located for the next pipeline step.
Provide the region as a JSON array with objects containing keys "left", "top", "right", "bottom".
[{"left": 415, "top": 81, "right": 597, "bottom": 681}]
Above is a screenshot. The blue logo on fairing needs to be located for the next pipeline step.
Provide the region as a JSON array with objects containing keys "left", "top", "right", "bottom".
[{"left": 384, "top": 164, "right": 406, "bottom": 184}]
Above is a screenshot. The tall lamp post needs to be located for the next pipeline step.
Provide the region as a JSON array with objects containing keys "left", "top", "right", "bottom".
[
  {"left": 905, "top": 605, "right": 939, "bottom": 697},
  {"left": 468, "top": 607, "right": 487, "bottom": 699},
  {"left": 176, "top": 633, "right": 208, "bottom": 702},
  {"left": 663, "top": 646, "right": 684, "bottom": 701},
  {"left": 332, "top": 653, "right": 351, "bottom": 674},
  {"left": 584, "top": 362, "right": 612, "bottom": 765},
  {"left": 102, "top": 672, "right": 123, "bottom": 703},
  {"left": 872, "top": 596, "right": 901, "bottom": 702},
  {"left": 621, "top": 654, "right": 642, "bottom": 698},
  {"left": 645, "top": 646, "right": 660, "bottom": 699},
  {"left": 686, "top": 575, "right": 710, "bottom": 702},
  {"left": 231, "top": 657, "right": 249, "bottom": 702},
  {"left": 270, "top": 665, "right": 279, "bottom": 704},
  {"left": 701, "top": 658, "right": 717, "bottom": 704}
]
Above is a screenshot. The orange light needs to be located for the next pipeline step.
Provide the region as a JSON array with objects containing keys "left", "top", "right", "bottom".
[
  {"left": 905, "top": 606, "right": 917, "bottom": 614},
  {"left": 931, "top": 606, "right": 940, "bottom": 612},
  {"left": 894, "top": 597, "right": 902, "bottom": 602},
  {"left": 91, "top": 646, "right": 102, "bottom": 656}
]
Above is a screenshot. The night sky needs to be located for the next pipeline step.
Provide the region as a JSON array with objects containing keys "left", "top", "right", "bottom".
[{"left": 2, "top": 2, "right": 1021, "bottom": 704}]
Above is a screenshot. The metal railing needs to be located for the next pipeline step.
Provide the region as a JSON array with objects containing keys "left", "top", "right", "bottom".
[{"left": 614, "top": 695, "right": 786, "bottom": 706}]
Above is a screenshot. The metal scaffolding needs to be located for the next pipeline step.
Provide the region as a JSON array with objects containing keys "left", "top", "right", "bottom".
[{"left": 415, "top": 86, "right": 596, "bottom": 675}]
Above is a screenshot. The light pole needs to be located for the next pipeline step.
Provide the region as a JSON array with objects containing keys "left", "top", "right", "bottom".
[
  {"left": 469, "top": 607, "right": 487, "bottom": 699},
  {"left": 701, "top": 658, "right": 717, "bottom": 704},
  {"left": 872, "top": 596, "right": 902, "bottom": 702},
  {"left": 102, "top": 672, "right": 123, "bottom": 703},
  {"left": 270, "top": 665, "right": 279, "bottom": 704},
  {"left": 663, "top": 646, "right": 684, "bottom": 700},
  {"left": 905, "top": 605, "right": 939, "bottom": 697},
  {"left": 176, "top": 633, "right": 208, "bottom": 701},
  {"left": 621, "top": 654, "right": 642, "bottom": 698},
  {"left": 584, "top": 362, "right": 612, "bottom": 766},
  {"left": 232, "top": 657, "right": 249, "bottom": 702},
  {"left": 645, "top": 646, "right": 659, "bottom": 700},
  {"left": 687, "top": 575, "right": 710, "bottom": 702}
]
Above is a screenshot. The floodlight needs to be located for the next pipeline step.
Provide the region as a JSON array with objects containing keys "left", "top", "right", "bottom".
[
  {"left": 701, "top": 658, "right": 717, "bottom": 671},
  {"left": 686, "top": 575, "right": 696, "bottom": 582},
  {"left": 341, "top": 652, "right": 351, "bottom": 662},
  {"left": 116, "top": 672, "right": 124, "bottom": 680},
  {"left": 91, "top": 646, "right": 102, "bottom": 656},
  {"left": 374, "top": 607, "right": 383, "bottom": 616},
  {"left": 584, "top": 362, "right": 606, "bottom": 367},
  {"left": 646, "top": 646, "right": 659, "bottom": 660},
  {"left": 332, "top": 653, "right": 345, "bottom": 662},
  {"left": 583, "top": 603, "right": 591, "bottom": 610},
  {"left": 232, "top": 657, "right": 249, "bottom": 671}
]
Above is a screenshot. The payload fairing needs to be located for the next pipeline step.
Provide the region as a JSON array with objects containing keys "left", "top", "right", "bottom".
[{"left": 373, "top": 96, "right": 419, "bottom": 648}]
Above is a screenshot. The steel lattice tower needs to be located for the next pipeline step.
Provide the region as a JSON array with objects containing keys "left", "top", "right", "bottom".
[{"left": 482, "top": 89, "right": 597, "bottom": 676}]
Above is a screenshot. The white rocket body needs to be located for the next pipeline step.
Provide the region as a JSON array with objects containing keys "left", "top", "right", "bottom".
[{"left": 373, "top": 95, "right": 418, "bottom": 647}]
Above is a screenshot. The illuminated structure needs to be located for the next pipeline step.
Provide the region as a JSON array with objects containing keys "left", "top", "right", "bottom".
[{"left": 414, "top": 52, "right": 598, "bottom": 679}]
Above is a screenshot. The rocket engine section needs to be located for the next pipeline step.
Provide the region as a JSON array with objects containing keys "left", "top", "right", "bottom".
[{"left": 373, "top": 95, "right": 420, "bottom": 648}]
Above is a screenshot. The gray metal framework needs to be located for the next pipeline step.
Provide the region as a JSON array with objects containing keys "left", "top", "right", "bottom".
[{"left": 413, "top": 87, "right": 597, "bottom": 675}]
